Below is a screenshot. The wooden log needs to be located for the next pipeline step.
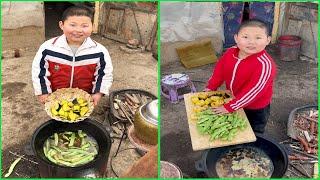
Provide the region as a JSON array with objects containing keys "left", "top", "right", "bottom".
[
  {"left": 301, "top": 115, "right": 318, "bottom": 123},
  {"left": 118, "top": 102, "right": 133, "bottom": 124},
  {"left": 125, "top": 93, "right": 140, "bottom": 104}
]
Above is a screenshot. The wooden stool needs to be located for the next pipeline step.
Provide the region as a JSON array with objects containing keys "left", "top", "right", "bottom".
[{"left": 161, "top": 73, "right": 196, "bottom": 103}]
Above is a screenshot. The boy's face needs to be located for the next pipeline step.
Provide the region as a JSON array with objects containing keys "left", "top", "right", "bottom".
[
  {"left": 59, "top": 16, "right": 93, "bottom": 46},
  {"left": 234, "top": 26, "right": 271, "bottom": 57}
]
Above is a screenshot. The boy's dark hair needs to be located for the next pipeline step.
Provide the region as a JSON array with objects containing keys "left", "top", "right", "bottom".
[
  {"left": 61, "top": 5, "right": 94, "bottom": 23},
  {"left": 237, "top": 19, "right": 269, "bottom": 35}
]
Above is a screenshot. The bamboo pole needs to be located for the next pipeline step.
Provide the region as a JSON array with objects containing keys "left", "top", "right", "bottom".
[
  {"left": 93, "top": 1, "right": 100, "bottom": 34},
  {"left": 271, "top": 2, "right": 281, "bottom": 44}
]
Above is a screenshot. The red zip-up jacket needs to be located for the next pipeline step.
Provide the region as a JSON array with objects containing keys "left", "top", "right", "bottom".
[{"left": 206, "top": 47, "right": 277, "bottom": 112}]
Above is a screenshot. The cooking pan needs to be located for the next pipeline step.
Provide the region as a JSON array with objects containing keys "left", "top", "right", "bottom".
[
  {"left": 195, "top": 133, "right": 288, "bottom": 178},
  {"left": 31, "top": 119, "right": 111, "bottom": 177}
]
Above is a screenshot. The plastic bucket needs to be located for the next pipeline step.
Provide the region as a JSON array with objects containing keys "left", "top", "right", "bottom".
[{"left": 278, "top": 35, "right": 302, "bottom": 61}]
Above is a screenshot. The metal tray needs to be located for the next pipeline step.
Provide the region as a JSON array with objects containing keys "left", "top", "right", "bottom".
[{"left": 109, "top": 89, "right": 157, "bottom": 123}]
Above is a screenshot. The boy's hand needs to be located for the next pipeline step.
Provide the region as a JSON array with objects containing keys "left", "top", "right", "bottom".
[
  {"left": 91, "top": 93, "right": 103, "bottom": 106},
  {"left": 203, "top": 88, "right": 211, "bottom": 92},
  {"left": 38, "top": 94, "right": 49, "bottom": 104},
  {"left": 211, "top": 106, "right": 229, "bottom": 115}
]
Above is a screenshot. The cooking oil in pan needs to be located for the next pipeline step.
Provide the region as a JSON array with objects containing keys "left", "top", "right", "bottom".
[
  {"left": 215, "top": 147, "right": 274, "bottom": 178},
  {"left": 43, "top": 130, "right": 99, "bottom": 167}
]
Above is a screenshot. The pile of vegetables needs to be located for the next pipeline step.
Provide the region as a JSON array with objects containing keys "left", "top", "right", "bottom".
[
  {"left": 189, "top": 91, "right": 247, "bottom": 141},
  {"left": 43, "top": 130, "right": 98, "bottom": 167},
  {"left": 191, "top": 92, "right": 230, "bottom": 113},
  {"left": 195, "top": 109, "right": 247, "bottom": 141},
  {"left": 50, "top": 98, "right": 89, "bottom": 121}
]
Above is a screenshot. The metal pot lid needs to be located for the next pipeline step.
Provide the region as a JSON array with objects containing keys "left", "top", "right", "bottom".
[{"left": 141, "top": 99, "right": 158, "bottom": 126}]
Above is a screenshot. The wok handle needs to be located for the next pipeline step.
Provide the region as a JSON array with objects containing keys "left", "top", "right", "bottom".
[{"left": 195, "top": 159, "right": 205, "bottom": 172}]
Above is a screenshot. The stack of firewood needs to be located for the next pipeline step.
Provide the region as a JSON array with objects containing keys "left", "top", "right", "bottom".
[
  {"left": 112, "top": 93, "right": 152, "bottom": 124},
  {"left": 293, "top": 109, "right": 318, "bottom": 154}
]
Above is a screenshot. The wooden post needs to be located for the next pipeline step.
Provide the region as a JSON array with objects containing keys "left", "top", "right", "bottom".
[
  {"left": 271, "top": 2, "right": 280, "bottom": 44},
  {"left": 146, "top": 17, "right": 157, "bottom": 51},
  {"left": 93, "top": 2, "right": 100, "bottom": 34},
  {"left": 281, "top": 3, "right": 291, "bottom": 35}
]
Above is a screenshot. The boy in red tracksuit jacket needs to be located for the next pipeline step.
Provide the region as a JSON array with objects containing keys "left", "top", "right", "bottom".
[
  {"left": 205, "top": 19, "right": 277, "bottom": 133},
  {"left": 32, "top": 6, "right": 113, "bottom": 106}
]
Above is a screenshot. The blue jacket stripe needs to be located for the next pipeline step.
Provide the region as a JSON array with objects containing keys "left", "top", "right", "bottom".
[
  {"left": 39, "top": 50, "right": 48, "bottom": 94},
  {"left": 46, "top": 50, "right": 73, "bottom": 61},
  {"left": 75, "top": 53, "right": 102, "bottom": 61},
  {"left": 94, "top": 52, "right": 106, "bottom": 93}
]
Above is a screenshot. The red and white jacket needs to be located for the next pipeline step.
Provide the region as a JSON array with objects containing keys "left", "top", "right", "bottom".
[
  {"left": 206, "top": 47, "right": 277, "bottom": 112},
  {"left": 32, "top": 34, "right": 113, "bottom": 96}
]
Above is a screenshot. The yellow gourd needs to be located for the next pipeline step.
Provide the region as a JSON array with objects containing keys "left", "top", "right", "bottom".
[
  {"left": 51, "top": 108, "right": 58, "bottom": 116},
  {"left": 204, "top": 98, "right": 211, "bottom": 105},
  {"left": 198, "top": 93, "right": 208, "bottom": 100},
  {"left": 191, "top": 97, "right": 199, "bottom": 104},
  {"left": 195, "top": 99, "right": 205, "bottom": 106},
  {"left": 80, "top": 107, "right": 89, "bottom": 116}
]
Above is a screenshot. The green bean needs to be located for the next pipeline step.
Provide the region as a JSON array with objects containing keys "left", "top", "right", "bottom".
[
  {"left": 65, "top": 148, "right": 93, "bottom": 156},
  {"left": 44, "top": 131, "right": 98, "bottom": 167},
  {"left": 195, "top": 109, "right": 249, "bottom": 141},
  {"left": 46, "top": 152, "right": 58, "bottom": 164},
  {"left": 43, "top": 146, "right": 48, "bottom": 157},
  {"left": 71, "top": 155, "right": 94, "bottom": 166},
  {"left": 50, "top": 146, "right": 63, "bottom": 153},
  {"left": 62, "top": 134, "right": 69, "bottom": 141},
  {"left": 80, "top": 137, "right": 85, "bottom": 146},
  {"left": 197, "top": 117, "right": 210, "bottom": 124},
  {"left": 210, "top": 122, "right": 229, "bottom": 131},
  {"left": 81, "top": 143, "right": 90, "bottom": 150},
  {"left": 60, "top": 150, "right": 79, "bottom": 157},
  {"left": 210, "top": 127, "right": 228, "bottom": 140},
  {"left": 54, "top": 133, "right": 59, "bottom": 146},
  {"left": 68, "top": 132, "right": 75, "bottom": 147},
  {"left": 48, "top": 149, "right": 58, "bottom": 156},
  {"left": 55, "top": 159, "right": 74, "bottom": 167},
  {"left": 4, "top": 157, "right": 22, "bottom": 177},
  {"left": 78, "top": 130, "right": 87, "bottom": 138},
  {"left": 68, "top": 154, "right": 93, "bottom": 163}
]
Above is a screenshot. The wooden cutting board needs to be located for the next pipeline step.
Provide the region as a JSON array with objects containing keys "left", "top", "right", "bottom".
[{"left": 184, "top": 92, "right": 256, "bottom": 151}]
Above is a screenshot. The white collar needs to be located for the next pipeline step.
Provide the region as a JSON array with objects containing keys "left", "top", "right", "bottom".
[{"left": 53, "top": 34, "right": 97, "bottom": 51}]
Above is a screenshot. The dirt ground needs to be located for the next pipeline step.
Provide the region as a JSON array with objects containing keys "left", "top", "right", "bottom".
[
  {"left": 160, "top": 45, "right": 318, "bottom": 178},
  {"left": 1, "top": 34, "right": 157, "bottom": 177}
]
